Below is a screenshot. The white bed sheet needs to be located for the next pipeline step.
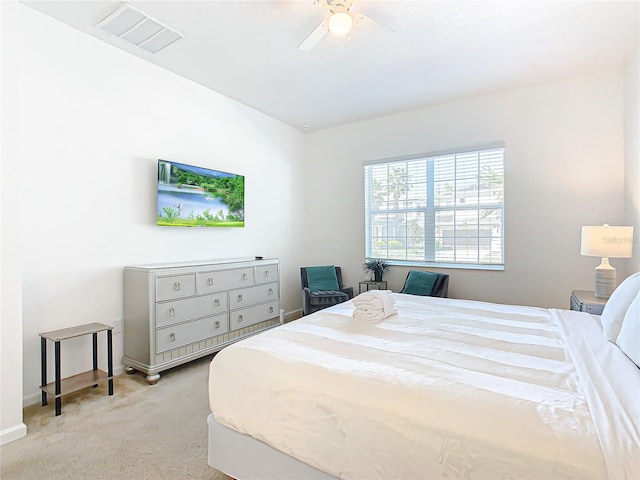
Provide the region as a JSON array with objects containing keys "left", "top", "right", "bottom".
[{"left": 209, "top": 294, "right": 640, "bottom": 479}]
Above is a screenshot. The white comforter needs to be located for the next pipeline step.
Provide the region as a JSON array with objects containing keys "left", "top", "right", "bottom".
[{"left": 209, "top": 294, "right": 640, "bottom": 479}]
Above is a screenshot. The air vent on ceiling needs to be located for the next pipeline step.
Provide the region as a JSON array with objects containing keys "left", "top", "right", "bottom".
[{"left": 97, "top": 4, "right": 184, "bottom": 54}]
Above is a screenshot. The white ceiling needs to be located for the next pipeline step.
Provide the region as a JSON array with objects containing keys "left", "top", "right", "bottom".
[{"left": 24, "top": 0, "right": 640, "bottom": 132}]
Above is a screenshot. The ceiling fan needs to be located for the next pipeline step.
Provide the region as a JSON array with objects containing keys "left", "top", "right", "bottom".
[{"left": 298, "top": 0, "right": 392, "bottom": 51}]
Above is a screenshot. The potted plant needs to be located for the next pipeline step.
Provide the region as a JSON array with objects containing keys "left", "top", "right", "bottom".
[{"left": 363, "top": 258, "right": 390, "bottom": 282}]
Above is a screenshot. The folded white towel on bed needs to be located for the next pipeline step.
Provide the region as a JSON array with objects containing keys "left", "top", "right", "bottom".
[
  {"left": 352, "top": 290, "right": 397, "bottom": 321},
  {"left": 353, "top": 289, "right": 394, "bottom": 305},
  {"left": 353, "top": 309, "right": 387, "bottom": 322}
]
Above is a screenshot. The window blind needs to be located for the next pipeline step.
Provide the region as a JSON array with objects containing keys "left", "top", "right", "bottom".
[{"left": 364, "top": 147, "right": 504, "bottom": 268}]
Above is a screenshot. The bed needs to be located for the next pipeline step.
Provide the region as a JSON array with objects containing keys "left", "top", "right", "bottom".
[{"left": 207, "top": 292, "right": 640, "bottom": 479}]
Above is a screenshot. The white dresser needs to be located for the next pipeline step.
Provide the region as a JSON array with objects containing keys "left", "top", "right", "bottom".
[{"left": 123, "top": 257, "right": 281, "bottom": 384}]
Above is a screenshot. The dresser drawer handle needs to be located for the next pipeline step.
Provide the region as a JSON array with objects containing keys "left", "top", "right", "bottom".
[
  {"left": 269, "top": 306, "right": 274, "bottom": 313},
  {"left": 214, "top": 320, "right": 220, "bottom": 329},
  {"left": 268, "top": 288, "right": 273, "bottom": 295},
  {"left": 169, "top": 332, "right": 176, "bottom": 342},
  {"left": 169, "top": 307, "right": 175, "bottom": 316},
  {"left": 237, "top": 294, "right": 243, "bottom": 302},
  {"left": 242, "top": 273, "right": 248, "bottom": 280},
  {"left": 265, "top": 271, "right": 270, "bottom": 277},
  {"left": 214, "top": 298, "right": 220, "bottom": 307},
  {"left": 208, "top": 277, "right": 214, "bottom": 286},
  {"left": 238, "top": 315, "right": 244, "bottom": 323},
  {"left": 174, "top": 282, "right": 181, "bottom": 291}
]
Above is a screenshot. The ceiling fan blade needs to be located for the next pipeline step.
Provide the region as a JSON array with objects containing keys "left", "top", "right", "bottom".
[
  {"left": 298, "top": 20, "right": 329, "bottom": 50},
  {"left": 354, "top": 12, "right": 396, "bottom": 32}
]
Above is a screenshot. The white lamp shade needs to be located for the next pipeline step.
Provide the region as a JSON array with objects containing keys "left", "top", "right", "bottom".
[
  {"left": 581, "top": 225, "right": 634, "bottom": 258},
  {"left": 328, "top": 12, "right": 353, "bottom": 35}
]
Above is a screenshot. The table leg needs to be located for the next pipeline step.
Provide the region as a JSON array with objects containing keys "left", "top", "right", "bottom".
[
  {"left": 107, "top": 329, "right": 113, "bottom": 396},
  {"left": 92, "top": 332, "right": 98, "bottom": 388},
  {"left": 54, "top": 341, "right": 61, "bottom": 416},
  {"left": 41, "top": 337, "right": 48, "bottom": 406}
]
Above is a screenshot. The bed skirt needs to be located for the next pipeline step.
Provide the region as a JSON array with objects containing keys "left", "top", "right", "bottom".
[{"left": 207, "top": 413, "right": 337, "bottom": 480}]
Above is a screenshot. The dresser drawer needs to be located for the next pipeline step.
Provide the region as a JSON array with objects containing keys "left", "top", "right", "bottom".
[
  {"left": 196, "top": 267, "right": 254, "bottom": 294},
  {"left": 156, "top": 274, "right": 196, "bottom": 301},
  {"left": 156, "top": 293, "right": 228, "bottom": 328},
  {"left": 230, "top": 301, "right": 279, "bottom": 331},
  {"left": 156, "top": 314, "right": 229, "bottom": 353},
  {"left": 255, "top": 264, "right": 279, "bottom": 285},
  {"left": 229, "top": 283, "right": 279, "bottom": 310}
]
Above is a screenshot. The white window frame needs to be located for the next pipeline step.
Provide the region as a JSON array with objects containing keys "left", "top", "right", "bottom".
[{"left": 364, "top": 144, "right": 505, "bottom": 270}]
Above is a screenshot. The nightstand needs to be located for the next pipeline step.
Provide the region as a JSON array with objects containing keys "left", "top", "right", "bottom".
[{"left": 570, "top": 290, "right": 607, "bottom": 315}]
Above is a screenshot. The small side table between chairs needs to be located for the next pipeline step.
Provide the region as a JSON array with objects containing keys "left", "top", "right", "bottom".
[{"left": 359, "top": 280, "right": 388, "bottom": 294}]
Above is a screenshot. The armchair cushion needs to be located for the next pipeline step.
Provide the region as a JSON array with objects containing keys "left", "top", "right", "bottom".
[
  {"left": 309, "top": 290, "right": 349, "bottom": 306},
  {"left": 306, "top": 265, "right": 340, "bottom": 292},
  {"left": 401, "top": 270, "right": 439, "bottom": 296}
]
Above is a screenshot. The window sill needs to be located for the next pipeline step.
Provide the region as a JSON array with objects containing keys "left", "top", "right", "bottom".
[{"left": 387, "top": 260, "right": 504, "bottom": 272}]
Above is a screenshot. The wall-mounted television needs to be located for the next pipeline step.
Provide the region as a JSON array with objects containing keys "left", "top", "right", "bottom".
[{"left": 157, "top": 159, "right": 244, "bottom": 227}]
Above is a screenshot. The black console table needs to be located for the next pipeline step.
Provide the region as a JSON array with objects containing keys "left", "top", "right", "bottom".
[{"left": 40, "top": 322, "right": 114, "bottom": 416}]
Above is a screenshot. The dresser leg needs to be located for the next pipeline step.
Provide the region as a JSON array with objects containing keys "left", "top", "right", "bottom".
[
  {"left": 124, "top": 366, "right": 136, "bottom": 375},
  {"left": 146, "top": 374, "right": 160, "bottom": 385}
]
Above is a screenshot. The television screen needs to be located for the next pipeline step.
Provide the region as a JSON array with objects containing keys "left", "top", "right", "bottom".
[{"left": 157, "top": 159, "right": 244, "bottom": 227}]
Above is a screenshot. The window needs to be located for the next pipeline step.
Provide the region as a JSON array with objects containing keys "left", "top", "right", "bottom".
[{"left": 364, "top": 146, "right": 504, "bottom": 269}]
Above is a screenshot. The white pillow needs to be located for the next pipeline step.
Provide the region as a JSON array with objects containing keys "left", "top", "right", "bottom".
[
  {"left": 601, "top": 272, "right": 640, "bottom": 342},
  {"left": 616, "top": 291, "right": 640, "bottom": 367}
]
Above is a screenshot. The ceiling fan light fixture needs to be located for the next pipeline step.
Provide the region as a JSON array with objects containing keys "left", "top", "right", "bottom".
[{"left": 328, "top": 11, "right": 353, "bottom": 36}]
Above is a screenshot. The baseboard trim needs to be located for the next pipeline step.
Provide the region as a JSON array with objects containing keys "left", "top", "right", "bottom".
[
  {"left": 23, "top": 391, "right": 41, "bottom": 407},
  {"left": 1, "top": 422, "right": 27, "bottom": 445},
  {"left": 284, "top": 309, "right": 302, "bottom": 323}
]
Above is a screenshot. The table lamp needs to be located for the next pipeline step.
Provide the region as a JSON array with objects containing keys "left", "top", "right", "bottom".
[{"left": 581, "top": 224, "right": 634, "bottom": 298}]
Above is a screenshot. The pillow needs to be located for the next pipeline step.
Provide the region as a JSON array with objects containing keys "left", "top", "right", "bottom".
[
  {"left": 402, "top": 270, "right": 439, "bottom": 296},
  {"left": 616, "top": 291, "right": 640, "bottom": 368},
  {"left": 601, "top": 272, "right": 640, "bottom": 342},
  {"left": 306, "top": 266, "right": 339, "bottom": 292}
]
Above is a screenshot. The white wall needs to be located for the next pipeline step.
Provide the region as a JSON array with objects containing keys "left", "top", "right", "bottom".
[
  {"left": 0, "top": 0, "right": 27, "bottom": 446},
  {"left": 302, "top": 72, "right": 626, "bottom": 309},
  {"left": 13, "top": 6, "right": 306, "bottom": 409},
  {"left": 624, "top": 46, "right": 640, "bottom": 274}
]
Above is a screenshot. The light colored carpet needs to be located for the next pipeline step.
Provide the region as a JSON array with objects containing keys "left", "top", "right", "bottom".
[{"left": 1, "top": 355, "right": 231, "bottom": 480}]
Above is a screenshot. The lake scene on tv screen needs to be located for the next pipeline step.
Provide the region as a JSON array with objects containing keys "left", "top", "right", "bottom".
[{"left": 157, "top": 160, "right": 244, "bottom": 227}]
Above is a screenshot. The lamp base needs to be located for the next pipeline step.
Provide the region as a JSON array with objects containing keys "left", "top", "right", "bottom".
[{"left": 594, "top": 258, "right": 616, "bottom": 298}]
